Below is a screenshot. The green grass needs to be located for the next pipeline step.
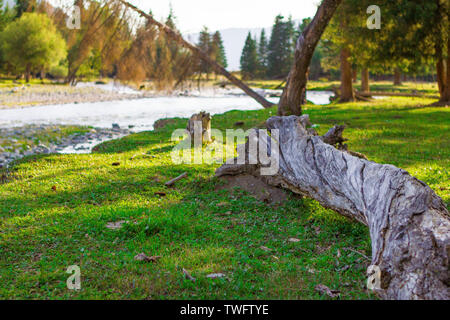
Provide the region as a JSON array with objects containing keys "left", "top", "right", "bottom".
[
  {"left": 0, "top": 78, "right": 60, "bottom": 88},
  {"left": 248, "top": 79, "right": 440, "bottom": 95},
  {"left": 0, "top": 97, "right": 448, "bottom": 300}
]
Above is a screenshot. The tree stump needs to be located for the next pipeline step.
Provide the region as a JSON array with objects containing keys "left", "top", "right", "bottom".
[
  {"left": 216, "top": 115, "right": 449, "bottom": 300},
  {"left": 187, "top": 112, "right": 212, "bottom": 144}
]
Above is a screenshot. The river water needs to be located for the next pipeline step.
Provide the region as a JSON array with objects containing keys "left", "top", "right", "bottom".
[{"left": 0, "top": 90, "right": 333, "bottom": 132}]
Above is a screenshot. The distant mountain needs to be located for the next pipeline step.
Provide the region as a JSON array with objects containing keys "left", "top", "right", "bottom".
[
  {"left": 186, "top": 19, "right": 301, "bottom": 71},
  {"left": 186, "top": 27, "right": 271, "bottom": 72}
]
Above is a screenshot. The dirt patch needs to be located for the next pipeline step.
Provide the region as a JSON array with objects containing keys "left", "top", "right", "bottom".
[{"left": 217, "top": 174, "right": 298, "bottom": 204}]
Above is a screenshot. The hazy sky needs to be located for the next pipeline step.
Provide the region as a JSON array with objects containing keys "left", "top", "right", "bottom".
[
  {"left": 127, "top": 0, "right": 320, "bottom": 33},
  {"left": 5, "top": 0, "right": 320, "bottom": 33}
]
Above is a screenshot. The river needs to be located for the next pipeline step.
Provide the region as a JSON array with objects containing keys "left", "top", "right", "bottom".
[{"left": 0, "top": 91, "right": 333, "bottom": 131}]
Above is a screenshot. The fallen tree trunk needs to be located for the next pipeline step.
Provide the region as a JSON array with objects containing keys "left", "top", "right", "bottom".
[
  {"left": 116, "top": 0, "right": 274, "bottom": 109},
  {"left": 216, "top": 115, "right": 449, "bottom": 300}
]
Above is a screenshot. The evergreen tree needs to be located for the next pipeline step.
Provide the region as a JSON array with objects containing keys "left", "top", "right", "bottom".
[
  {"left": 240, "top": 32, "right": 258, "bottom": 80},
  {"left": 0, "top": 12, "right": 67, "bottom": 82},
  {"left": 197, "top": 26, "right": 212, "bottom": 79},
  {"left": 15, "top": 0, "right": 37, "bottom": 18},
  {"left": 212, "top": 31, "right": 227, "bottom": 68},
  {"left": 0, "top": 0, "right": 13, "bottom": 30},
  {"left": 0, "top": 0, "right": 14, "bottom": 73},
  {"left": 267, "top": 15, "right": 294, "bottom": 78},
  {"left": 257, "top": 29, "right": 268, "bottom": 78}
]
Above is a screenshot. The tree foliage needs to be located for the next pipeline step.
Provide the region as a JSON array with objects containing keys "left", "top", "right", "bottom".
[
  {"left": 0, "top": 12, "right": 66, "bottom": 81},
  {"left": 240, "top": 32, "right": 258, "bottom": 80},
  {"left": 267, "top": 15, "right": 294, "bottom": 79}
]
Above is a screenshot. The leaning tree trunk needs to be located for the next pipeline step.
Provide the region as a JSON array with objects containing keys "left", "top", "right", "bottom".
[
  {"left": 278, "top": 0, "right": 342, "bottom": 116},
  {"left": 361, "top": 68, "right": 370, "bottom": 93},
  {"left": 116, "top": 0, "right": 273, "bottom": 109},
  {"left": 216, "top": 115, "right": 449, "bottom": 300},
  {"left": 340, "top": 47, "right": 355, "bottom": 102}
]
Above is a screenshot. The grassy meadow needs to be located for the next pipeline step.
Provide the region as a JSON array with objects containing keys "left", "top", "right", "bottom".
[{"left": 0, "top": 96, "right": 448, "bottom": 299}]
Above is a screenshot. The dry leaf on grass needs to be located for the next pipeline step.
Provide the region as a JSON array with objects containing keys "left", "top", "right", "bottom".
[
  {"left": 134, "top": 253, "right": 162, "bottom": 263},
  {"left": 260, "top": 246, "right": 272, "bottom": 252},
  {"left": 288, "top": 238, "right": 301, "bottom": 243},
  {"left": 315, "top": 284, "right": 340, "bottom": 298}
]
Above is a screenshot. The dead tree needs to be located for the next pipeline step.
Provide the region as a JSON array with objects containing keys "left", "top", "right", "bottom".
[
  {"left": 278, "top": 0, "right": 342, "bottom": 116},
  {"left": 216, "top": 115, "right": 449, "bottom": 300},
  {"left": 116, "top": 0, "right": 274, "bottom": 109}
]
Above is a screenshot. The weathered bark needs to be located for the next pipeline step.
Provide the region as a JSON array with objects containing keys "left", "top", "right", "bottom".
[
  {"left": 361, "top": 68, "right": 370, "bottom": 93},
  {"left": 216, "top": 115, "right": 449, "bottom": 300},
  {"left": 394, "top": 68, "right": 402, "bottom": 86},
  {"left": 278, "top": 0, "right": 342, "bottom": 116},
  {"left": 117, "top": 0, "right": 273, "bottom": 109},
  {"left": 339, "top": 47, "right": 355, "bottom": 102}
]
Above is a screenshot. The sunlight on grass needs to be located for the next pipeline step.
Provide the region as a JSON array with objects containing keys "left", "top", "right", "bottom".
[{"left": 0, "top": 97, "right": 448, "bottom": 299}]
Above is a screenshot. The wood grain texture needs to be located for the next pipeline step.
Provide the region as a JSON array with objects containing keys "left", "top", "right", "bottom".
[{"left": 216, "top": 115, "right": 449, "bottom": 300}]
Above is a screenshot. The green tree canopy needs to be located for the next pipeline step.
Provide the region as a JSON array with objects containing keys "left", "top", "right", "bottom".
[
  {"left": 197, "top": 26, "right": 213, "bottom": 78},
  {"left": 0, "top": 0, "right": 14, "bottom": 29},
  {"left": 0, "top": 0, "right": 14, "bottom": 72},
  {"left": 1, "top": 12, "right": 67, "bottom": 81},
  {"left": 257, "top": 29, "right": 269, "bottom": 78}
]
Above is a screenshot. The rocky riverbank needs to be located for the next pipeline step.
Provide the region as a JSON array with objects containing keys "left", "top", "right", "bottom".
[{"left": 0, "top": 124, "right": 131, "bottom": 168}]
